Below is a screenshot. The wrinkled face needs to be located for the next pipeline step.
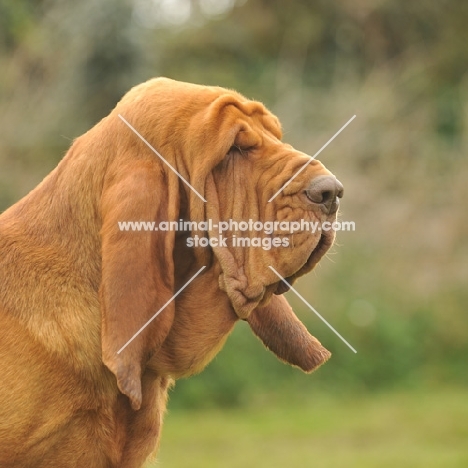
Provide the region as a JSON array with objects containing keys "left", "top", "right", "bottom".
[
  {"left": 204, "top": 105, "right": 343, "bottom": 318},
  {"left": 121, "top": 80, "right": 344, "bottom": 320},
  {"left": 102, "top": 78, "right": 342, "bottom": 407}
]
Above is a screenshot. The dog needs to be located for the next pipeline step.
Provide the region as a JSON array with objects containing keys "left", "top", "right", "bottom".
[{"left": 0, "top": 78, "right": 343, "bottom": 467}]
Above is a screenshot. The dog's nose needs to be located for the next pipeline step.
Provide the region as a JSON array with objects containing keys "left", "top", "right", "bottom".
[{"left": 305, "top": 176, "right": 343, "bottom": 214}]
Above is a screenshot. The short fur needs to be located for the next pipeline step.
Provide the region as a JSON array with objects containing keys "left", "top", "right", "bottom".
[{"left": 0, "top": 78, "right": 339, "bottom": 467}]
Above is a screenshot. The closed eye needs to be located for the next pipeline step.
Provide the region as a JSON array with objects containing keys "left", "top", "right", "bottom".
[
  {"left": 228, "top": 145, "right": 256, "bottom": 157},
  {"left": 228, "top": 145, "right": 241, "bottom": 153}
]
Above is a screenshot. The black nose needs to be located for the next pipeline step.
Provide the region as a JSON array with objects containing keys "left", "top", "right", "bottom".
[{"left": 305, "top": 176, "right": 344, "bottom": 214}]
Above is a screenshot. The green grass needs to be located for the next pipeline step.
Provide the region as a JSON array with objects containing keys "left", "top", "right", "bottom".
[{"left": 152, "top": 388, "right": 468, "bottom": 468}]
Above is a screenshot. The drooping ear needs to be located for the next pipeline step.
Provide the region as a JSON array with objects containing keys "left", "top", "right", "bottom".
[
  {"left": 100, "top": 160, "right": 179, "bottom": 410},
  {"left": 247, "top": 294, "right": 331, "bottom": 372}
]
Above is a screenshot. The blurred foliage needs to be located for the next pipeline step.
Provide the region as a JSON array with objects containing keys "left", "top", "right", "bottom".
[{"left": 0, "top": 0, "right": 467, "bottom": 407}]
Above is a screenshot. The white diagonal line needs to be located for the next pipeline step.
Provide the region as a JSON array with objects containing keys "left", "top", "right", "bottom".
[
  {"left": 268, "top": 115, "right": 356, "bottom": 202},
  {"left": 117, "top": 265, "right": 206, "bottom": 354},
  {"left": 269, "top": 266, "right": 357, "bottom": 353},
  {"left": 118, "top": 114, "right": 207, "bottom": 202}
]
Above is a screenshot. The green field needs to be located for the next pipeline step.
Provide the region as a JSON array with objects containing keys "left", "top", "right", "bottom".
[{"left": 154, "top": 388, "right": 468, "bottom": 468}]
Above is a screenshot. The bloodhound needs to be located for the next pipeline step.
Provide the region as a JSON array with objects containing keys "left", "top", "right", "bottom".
[{"left": 0, "top": 78, "right": 343, "bottom": 467}]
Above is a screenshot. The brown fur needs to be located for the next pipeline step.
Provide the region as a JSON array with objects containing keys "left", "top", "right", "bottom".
[{"left": 0, "top": 78, "right": 338, "bottom": 467}]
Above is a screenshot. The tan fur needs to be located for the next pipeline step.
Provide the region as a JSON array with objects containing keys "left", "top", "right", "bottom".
[{"left": 0, "top": 78, "right": 338, "bottom": 467}]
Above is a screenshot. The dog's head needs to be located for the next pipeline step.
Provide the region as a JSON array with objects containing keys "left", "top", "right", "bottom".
[{"left": 97, "top": 78, "right": 341, "bottom": 409}]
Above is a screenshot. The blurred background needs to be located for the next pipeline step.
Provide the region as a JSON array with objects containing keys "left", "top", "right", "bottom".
[{"left": 1, "top": 0, "right": 467, "bottom": 466}]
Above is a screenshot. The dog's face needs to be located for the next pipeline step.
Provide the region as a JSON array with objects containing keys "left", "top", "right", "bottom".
[
  {"left": 205, "top": 105, "right": 343, "bottom": 318},
  {"left": 114, "top": 78, "right": 343, "bottom": 319},
  {"left": 101, "top": 78, "right": 341, "bottom": 408}
]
